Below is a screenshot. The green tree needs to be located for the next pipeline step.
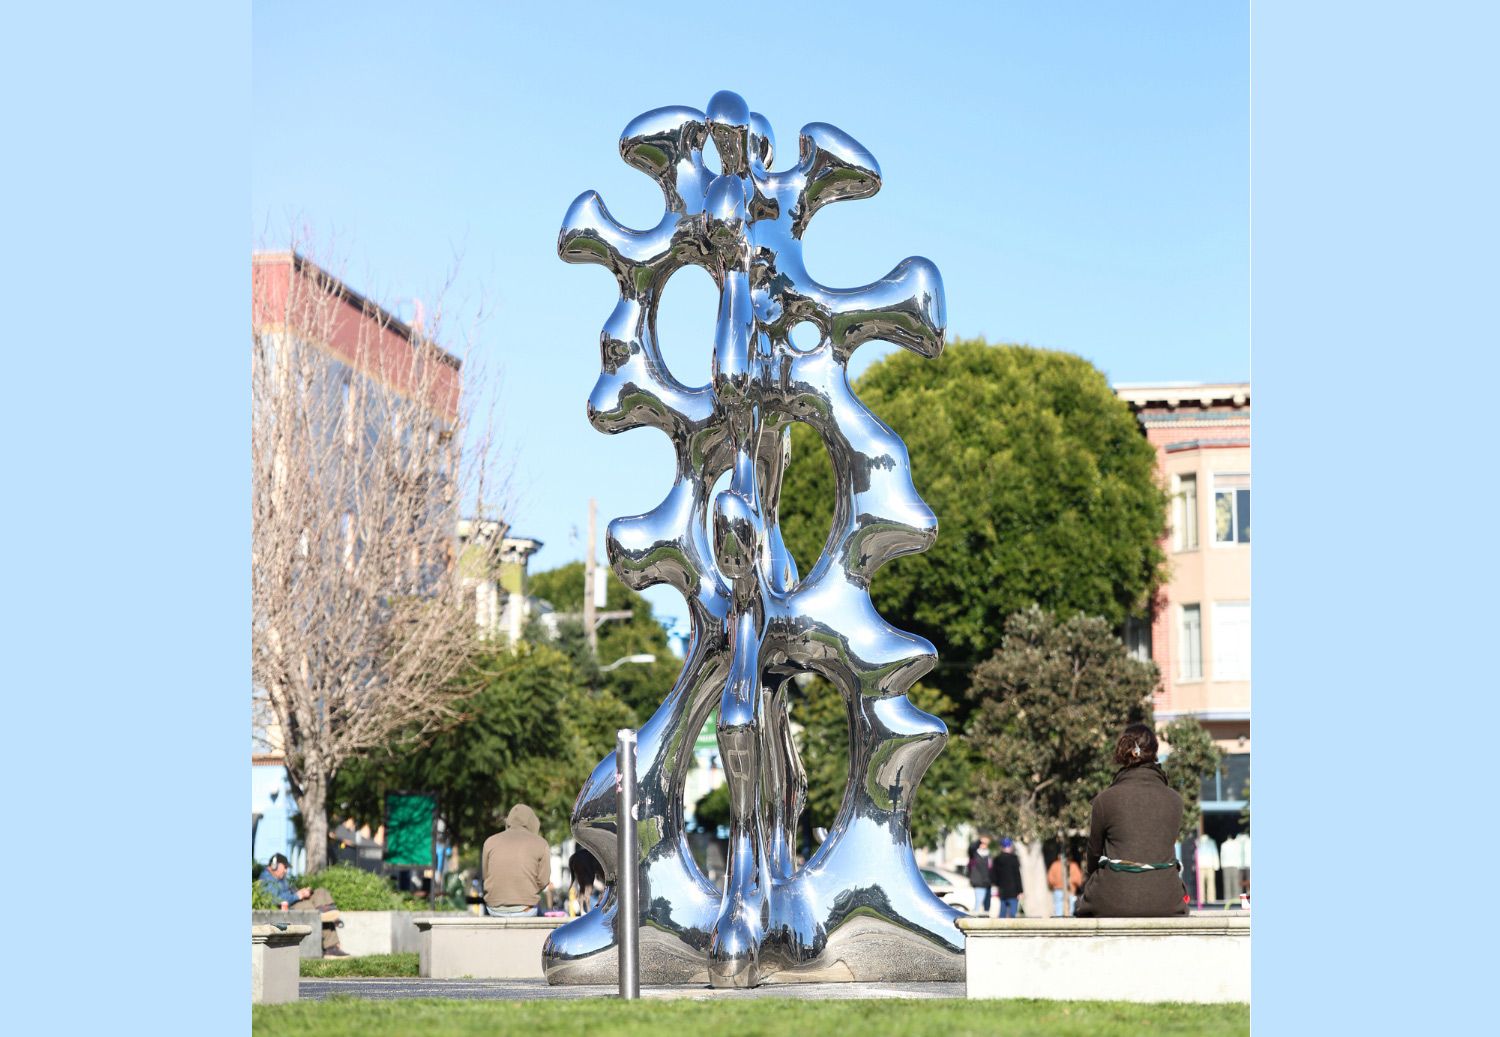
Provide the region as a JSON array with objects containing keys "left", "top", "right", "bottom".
[
  {"left": 789, "top": 679, "right": 971, "bottom": 851},
  {"left": 965, "top": 607, "right": 1158, "bottom": 916},
  {"left": 332, "top": 642, "right": 635, "bottom": 848},
  {"left": 778, "top": 338, "right": 1166, "bottom": 704},
  {"left": 527, "top": 561, "right": 678, "bottom": 718},
  {"left": 1162, "top": 716, "right": 1226, "bottom": 842},
  {"left": 693, "top": 783, "right": 731, "bottom": 834}
]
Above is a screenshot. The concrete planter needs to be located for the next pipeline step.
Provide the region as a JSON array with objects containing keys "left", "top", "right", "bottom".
[
  {"left": 251, "top": 911, "right": 322, "bottom": 957},
  {"left": 958, "top": 916, "right": 1250, "bottom": 1003},
  {"left": 336, "top": 912, "right": 393, "bottom": 957},
  {"left": 251, "top": 924, "right": 310, "bottom": 1003}
]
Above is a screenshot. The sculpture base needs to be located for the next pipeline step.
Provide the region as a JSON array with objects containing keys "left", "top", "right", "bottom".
[{"left": 545, "top": 914, "right": 965, "bottom": 987}]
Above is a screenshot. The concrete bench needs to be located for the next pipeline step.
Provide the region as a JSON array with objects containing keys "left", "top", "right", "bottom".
[
  {"left": 958, "top": 916, "right": 1250, "bottom": 1003},
  {"left": 252, "top": 924, "right": 311, "bottom": 1004},
  {"left": 338, "top": 910, "right": 454, "bottom": 957},
  {"left": 251, "top": 911, "right": 322, "bottom": 957},
  {"left": 416, "top": 916, "right": 565, "bottom": 979}
]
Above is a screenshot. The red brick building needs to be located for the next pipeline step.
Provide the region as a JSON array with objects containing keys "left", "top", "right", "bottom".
[{"left": 252, "top": 251, "right": 460, "bottom": 422}]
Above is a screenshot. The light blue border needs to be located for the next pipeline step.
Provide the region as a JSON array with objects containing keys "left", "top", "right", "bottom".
[
  {"left": 1254, "top": 1, "right": 1496, "bottom": 1027},
  {"left": 1, "top": 3, "right": 249, "bottom": 1032},
  {"left": 10, "top": 2, "right": 1494, "bottom": 1028}
]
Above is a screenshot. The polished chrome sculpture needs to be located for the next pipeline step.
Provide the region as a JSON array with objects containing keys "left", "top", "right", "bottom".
[{"left": 544, "top": 90, "right": 961, "bottom": 987}]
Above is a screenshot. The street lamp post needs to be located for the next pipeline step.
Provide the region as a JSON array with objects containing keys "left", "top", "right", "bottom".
[{"left": 599, "top": 654, "right": 656, "bottom": 673}]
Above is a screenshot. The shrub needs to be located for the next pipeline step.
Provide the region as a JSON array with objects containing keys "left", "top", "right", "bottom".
[
  {"left": 390, "top": 870, "right": 468, "bottom": 912},
  {"left": 394, "top": 890, "right": 463, "bottom": 911},
  {"left": 299, "top": 864, "right": 402, "bottom": 911},
  {"left": 251, "top": 880, "right": 277, "bottom": 910}
]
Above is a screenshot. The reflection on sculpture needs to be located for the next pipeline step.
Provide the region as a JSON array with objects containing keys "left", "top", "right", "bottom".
[{"left": 543, "top": 90, "right": 962, "bottom": 987}]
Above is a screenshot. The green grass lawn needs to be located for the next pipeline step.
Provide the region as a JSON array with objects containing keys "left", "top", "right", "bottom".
[
  {"left": 299, "top": 954, "right": 419, "bottom": 978},
  {"left": 255, "top": 997, "right": 1248, "bottom": 1037}
]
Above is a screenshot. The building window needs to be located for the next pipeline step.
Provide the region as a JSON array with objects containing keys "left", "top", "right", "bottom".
[
  {"left": 1214, "top": 473, "right": 1250, "bottom": 544},
  {"left": 1179, "top": 604, "right": 1202, "bottom": 680},
  {"left": 1173, "top": 473, "right": 1199, "bottom": 551},
  {"left": 1124, "top": 616, "right": 1152, "bottom": 662},
  {"left": 1200, "top": 752, "right": 1249, "bottom": 805},
  {"left": 1213, "top": 602, "right": 1251, "bottom": 681}
]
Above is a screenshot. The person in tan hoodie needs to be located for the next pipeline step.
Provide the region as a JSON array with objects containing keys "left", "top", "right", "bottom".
[{"left": 481, "top": 804, "right": 554, "bottom": 916}]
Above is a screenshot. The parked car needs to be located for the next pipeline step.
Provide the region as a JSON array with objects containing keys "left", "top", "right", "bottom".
[{"left": 920, "top": 865, "right": 972, "bottom": 910}]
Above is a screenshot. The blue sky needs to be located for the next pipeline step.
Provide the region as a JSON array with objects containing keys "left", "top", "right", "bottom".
[{"left": 253, "top": 1, "right": 1248, "bottom": 631}]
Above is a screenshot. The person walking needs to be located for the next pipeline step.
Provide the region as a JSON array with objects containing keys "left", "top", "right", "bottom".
[
  {"left": 992, "top": 838, "right": 1023, "bottom": 918},
  {"left": 1048, "top": 853, "right": 1083, "bottom": 916},
  {"left": 1074, "top": 723, "right": 1189, "bottom": 917},
  {"left": 481, "top": 804, "right": 554, "bottom": 916},
  {"left": 966, "top": 835, "right": 994, "bottom": 915},
  {"left": 567, "top": 847, "right": 603, "bottom": 915}
]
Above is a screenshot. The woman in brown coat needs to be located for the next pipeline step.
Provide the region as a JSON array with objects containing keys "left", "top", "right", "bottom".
[{"left": 1074, "top": 724, "right": 1189, "bottom": 918}]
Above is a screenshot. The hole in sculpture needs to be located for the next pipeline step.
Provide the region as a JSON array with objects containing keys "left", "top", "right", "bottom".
[
  {"left": 786, "top": 673, "right": 850, "bottom": 860},
  {"left": 654, "top": 265, "right": 718, "bottom": 389},
  {"left": 701, "top": 136, "right": 724, "bottom": 177},
  {"left": 704, "top": 467, "right": 732, "bottom": 574},
  {"left": 684, "top": 675, "right": 847, "bottom": 882},
  {"left": 703, "top": 425, "right": 834, "bottom": 591},
  {"left": 686, "top": 706, "right": 730, "bottom": 890},
  {"left": 787, "top": 320, "right": 821, "bottom": 353},
  {"left": 776, "top": 423, "right": 836, "bottom": 585}
]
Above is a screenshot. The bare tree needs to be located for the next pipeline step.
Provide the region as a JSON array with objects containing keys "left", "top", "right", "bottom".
[{"left": 251, "top": 249, "right": 502, "bottom": 873}]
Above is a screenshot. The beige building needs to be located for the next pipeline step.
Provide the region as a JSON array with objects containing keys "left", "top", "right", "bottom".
[{"left": 456, "top": 518, "right": 543, "bottom": 643}]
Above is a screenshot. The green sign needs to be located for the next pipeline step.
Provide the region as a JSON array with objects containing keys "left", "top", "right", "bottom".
[
  {"left": 694, "top": 709, "right": 719, "bottom": 754},
  {"left": 384, "top": 792, "right": 437, "bottom": 867}
]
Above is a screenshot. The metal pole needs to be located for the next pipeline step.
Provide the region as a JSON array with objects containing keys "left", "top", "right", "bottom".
[{"left": 616, "top": 728, "right": 640, "bottom": 999}]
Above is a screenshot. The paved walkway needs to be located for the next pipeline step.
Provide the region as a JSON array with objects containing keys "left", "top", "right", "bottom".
[{"left": 302, "top": 978, "right": 965, "bottom": 1002}]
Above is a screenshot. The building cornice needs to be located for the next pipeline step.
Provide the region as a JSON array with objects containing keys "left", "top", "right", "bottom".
[
  {"left": 1164, "top": 438, "right": 1252, "bottom": 453},
  {"left": 1154, "top": 709, "right": 1251, "bottom": 723},
  {"left": 1114, "top": 382, "right": 1249, "bottom": 410}
]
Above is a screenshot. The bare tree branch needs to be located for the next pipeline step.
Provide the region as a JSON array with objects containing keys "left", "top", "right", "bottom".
[{"left": 251, "top": 246, "right": 507, "bottom": 872}]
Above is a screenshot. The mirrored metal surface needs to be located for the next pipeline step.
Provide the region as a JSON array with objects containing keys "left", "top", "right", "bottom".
[{"left": 544, "top": 91, "right": 962, "bottom": 988}]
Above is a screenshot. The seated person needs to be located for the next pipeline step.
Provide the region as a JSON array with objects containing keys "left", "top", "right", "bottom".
[
  {"left": 482, "top": 804, "right": 554, "bottom": 916},
  {"left": 257, "top": 853, "right": 348, "bottom": 956},
  {"left": 1074, "top": 724, "right": 1189, "bottom": 918}
]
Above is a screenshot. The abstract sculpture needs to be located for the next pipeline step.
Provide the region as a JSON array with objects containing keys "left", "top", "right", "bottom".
[{"left": 543, "top": 90, "right": 961, "bottom": 987}]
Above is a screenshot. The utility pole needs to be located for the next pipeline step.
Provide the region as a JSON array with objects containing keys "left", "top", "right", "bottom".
[{"left": 584, "top": 497, "right": 598, "bottom": 656}]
